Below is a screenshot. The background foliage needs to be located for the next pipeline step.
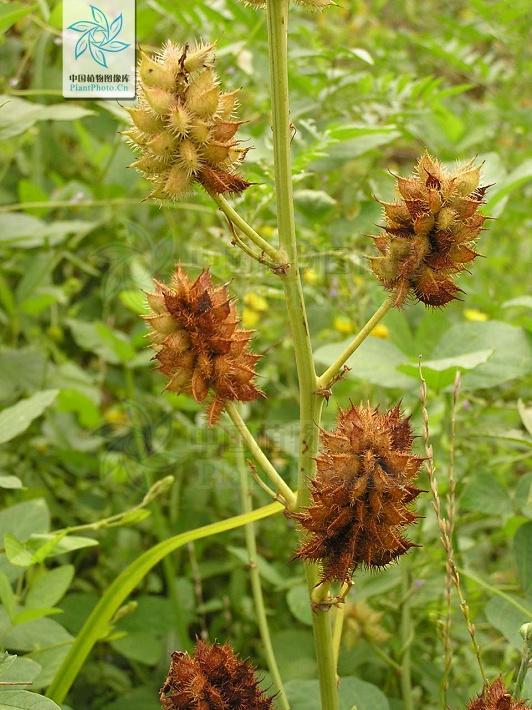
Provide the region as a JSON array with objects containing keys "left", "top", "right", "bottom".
[{"left": 0, "top": 0, "right": 531, "bottom": 708}]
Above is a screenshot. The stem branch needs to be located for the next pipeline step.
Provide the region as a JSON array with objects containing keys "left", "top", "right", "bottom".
[
  {"left": 317, "top": 296, "right": 393, "bottom": 390},
  {"left": 225, "top": 402, "right": 296, "bottom": 509}
]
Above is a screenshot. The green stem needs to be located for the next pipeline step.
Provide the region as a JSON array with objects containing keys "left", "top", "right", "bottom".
[
  {"left": 265, "top": 1, "right": 338, "bottom": 708},
  {"left": 317, "top": 296, "right": 394, "bottom": 389},
  {"left": 332, "top": 603, "right": 346, "bottom": 670},
  {"left": 211, "top": 193, "right": 282, "bottom": 264},
  {"left": 237, "top": 445, "right": 290, "bottom": 710},
  {"left": 400, "top": 563, "right": 414, "bottom": 710},
  {"left": 225, "top": 401, "right": 296, "bottom": 509}
]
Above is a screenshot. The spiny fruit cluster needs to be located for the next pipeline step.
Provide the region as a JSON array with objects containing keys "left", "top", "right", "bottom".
[
  {"left": 467, "top": 678, "right": 531, "bottom": 710},
  {"left": 144, "top": 265, "right": 263, "bottom": 425},
  {"left": 371, "top": 153, "right": 490, "bottom": 307},
  {"left": 159, "top": 641, "right": 274, "bottom": 709},
  {"left": 293, "top": 403, "right": 422, "bottom": 583},
  {"left": 126, "top": 42, "right": 250, "bottom": 200}
]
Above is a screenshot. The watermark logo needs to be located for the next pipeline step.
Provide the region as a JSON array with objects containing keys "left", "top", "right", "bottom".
[
  {"left": 68, "top": 5, "right": 129, "bottom": 69},
  {"left": 63, "top": 0, "right": 135, "bottom": 99}
]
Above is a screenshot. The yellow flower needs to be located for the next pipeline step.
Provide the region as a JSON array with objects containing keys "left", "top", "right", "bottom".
[
  {"left": 464, "top": 308, "right": 488, "bottom": 322},
  {"left": 261, "top": 225, "right": 275, "bottom": 238},
  {"left": 104, "top": 407, "right": 129, "bottom": 428},
  {"left": 242, "top": 307, "right": 260, "bottom": 328},
  {"left": 371, "top": 324, "right": 389, "bottom": 339},
  {"left": 244, "top": 293, "right": 268, "bottom": 312},
  {"left": 303, "top": 268, "right": 319, "bottom": 285},
  {"left": 334, "top": 316, "right": 354, "bottom": 334}
]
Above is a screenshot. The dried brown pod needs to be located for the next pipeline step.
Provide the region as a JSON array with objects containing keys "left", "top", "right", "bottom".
[
  {"left": 292, "top": 403, "right": 423, "bottom": 583},
  {"left": 370, "top": 153, "right": 491, "bottom": 307},
  {"left": 144, "top": 265, "right": 264, "bottom": 424},
  {"left": 126, "top": 42, "right": 251, "bottom": 200},
  {"left": 467, "top": 678, "right": 531, "bottom": 710},
  {"left": 159, "top": 641, "right": 274, "bottom": 709}
]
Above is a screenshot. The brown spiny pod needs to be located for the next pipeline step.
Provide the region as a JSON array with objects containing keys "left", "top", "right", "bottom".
[
  {"left": 144, "top": 265, "right": 264, "bottom": 424},
  {"left": 467, "top": 678, "right": 531, "bottom": 710},
  {"left": 291, "top": 403, "right": 423, "bottom": 583},
  {"left": 126, "top": 42, "right": 251, "bottom": 200},
  {"left": 159, "top": 641, "right": 274, "bottom": 709},
  {"left": 370, "top": 153, "right": 491, "bottom": 307}
]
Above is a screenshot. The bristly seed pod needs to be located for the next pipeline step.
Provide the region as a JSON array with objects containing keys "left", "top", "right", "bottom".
[
  {"left": 159, "top": 641, "right": 274, "bottom": 709},
  {"left": 370, "top": 152, "right": 491, "bottom": 307},
  {"left": 126, "top": 41, "right": 251, "bottom": 201},
  {"left": 291, "top": 403, "right": 423, "bottom": 583},
  {"left": 144, "top": 265, "right": 264, "bottom": 425},
  {"left": 467, "top": 678, "right": 531, "bottom": 710}
]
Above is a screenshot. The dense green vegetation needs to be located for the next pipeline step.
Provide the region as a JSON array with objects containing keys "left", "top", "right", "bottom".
[{"left": 0, "top": 0, "right": 531, "bottom": 708}]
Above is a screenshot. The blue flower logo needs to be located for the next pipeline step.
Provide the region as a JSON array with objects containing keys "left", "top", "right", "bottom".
[{"left": 67, "top": 5, "right": 129, "bottom": 69}]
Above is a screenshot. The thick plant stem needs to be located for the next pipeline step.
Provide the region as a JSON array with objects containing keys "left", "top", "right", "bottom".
[
  {"left": 317, "top": 296, "right": 394, "bottom": 389},
  {"left": 400, "top": 563, "right": 414, "bottom": 710},
  {"left": 265, "top": 1, "right": 338, "bottom": 708},
  {"left": 225, "top": 401, "right": 296, "bottom": 509},
  {"left": 236, "top": 446, "right": 290, "bottom": 710}
]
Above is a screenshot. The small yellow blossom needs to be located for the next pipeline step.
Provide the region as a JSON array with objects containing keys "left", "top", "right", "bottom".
[
  {"left": 261, "top": 225, "right": 275, "bottom": 238},
  {"left": 244, "top": 293, "right": 268, "bottom": 312},
  {"left": 464, "top": 308, "right": 488, "bottom": 322},
  {"left": 354, "top": 276, "right": 364, "bottom": 287},
  {"left": 242, "top": 307, "right": 260, "bottom": 328},
  {"left": 334, "top": 316, "right": 354, "bottom": 334},
  {"left": 371, "top": 324, "right": 389, "bottom": 339},
  {"left": 104, "top": 407, "right": 129, "bottom": 428},
  {"left": 303, "top": 268, "right": 320, "bottom": 285}
]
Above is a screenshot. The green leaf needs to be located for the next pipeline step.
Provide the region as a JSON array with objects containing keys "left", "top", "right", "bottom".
[
  {"left": 518, "top": 400, "right": 532, "bottom": 437},
  {"left": 314, "top": 337, "right": 412, "bottom": 389},
  {"left": 0, "top": 690, "right": 60, "bottom": 709},
  {"left": 0, "top": 214, "right": 97, "bottom": 249},
  {"left": 0, "top": 476, "right": 23, "bottom": 490},
  {"left": 0, "top": 572, "right": 16, "bottom": 620},
  {"left": 118, "top": 290, "right": 149, "bottom": 315},
  {"left": 294, "top": 190, "right": 336, "bottom": 216},
  {"left": 286, "top": 584, "right": 313, "bottom": 626},
  {"left": 12, "top": 608, "right": 63, "bottom": 626},
  {"left": 0, "top": 653, "right": 41, "bottom": 684},
  {"left": 0, "top": 500, "right": 50, "bottom": 542},
  {"left": 285, "top": 680, "right": 321, "bottom": 710},
  {"left": 433, "top": 321, "right": 532, "bottom": 390},
  {"left": 514, "top": 523, "right": 532, "bottom": 594},
  {"left": 4, "top": 534, "right": 35, "bottom": 568},
  {"left": 110, "top": 631, "right": 163, "bottom": 665},
  {"left": 460, "top": 473, "right": 512, "bottom": 517},
  {"left": 0, "top": 4, "right": 36, "bottom": 34},
  {"left": 485, "top": 595, "right": 531, "bottom": 650},
  {"left": 46, "top": 502, "right": 283, "bottom": 704},
  {"left": 3, "top": 617, "right": 72, "bottom": 653},
  {"left": 400, "top": 349, "right": 493, "bottom": 390},
  {"left": 0, "top": 96, "right": 94, "bottom": 140},
  {"left": 0, "top": 391, "right": 58, "bottom": 445},
  {"left": 285, "top": 677, "right": 390, "bottom": 710},
  {"left": 67, "top": 320, "right": 135, "bottom": 364},
  {"left": 26, "top": 566, "right": 74, "bottom": 609},
  {"left": 339, "top": 676, "right": 390, "bottom": 710}
]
